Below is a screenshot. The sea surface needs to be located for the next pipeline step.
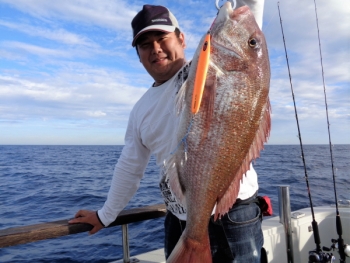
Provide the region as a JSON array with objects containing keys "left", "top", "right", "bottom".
[{"left": 0, "top": 145, "right": 349, "bottom": 263}]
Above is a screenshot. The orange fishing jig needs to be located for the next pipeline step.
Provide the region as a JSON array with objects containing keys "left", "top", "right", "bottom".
[{"left": 191, "top": 32, "right": 211, "bottom": 114}]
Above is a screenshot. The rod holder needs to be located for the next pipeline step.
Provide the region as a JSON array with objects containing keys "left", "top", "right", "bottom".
[
  {"left": 278, "top": 185, "right": 294, "bottom": 263},
  {"left": 122, "top": 224, "right": 130, "bottom": 263}
]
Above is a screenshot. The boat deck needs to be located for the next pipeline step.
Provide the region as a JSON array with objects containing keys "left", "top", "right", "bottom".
[{"left": 111, "top": 248, "right": 165, "bottom": 263}]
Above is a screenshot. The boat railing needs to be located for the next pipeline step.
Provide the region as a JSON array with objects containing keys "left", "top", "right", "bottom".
[{"left": 0, "top": 203, "right": 167, "bottom": 263}]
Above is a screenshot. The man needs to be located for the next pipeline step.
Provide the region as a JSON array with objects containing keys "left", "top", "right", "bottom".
[{"left": 70, "top": 1, "right": 265, "bottom": 262}]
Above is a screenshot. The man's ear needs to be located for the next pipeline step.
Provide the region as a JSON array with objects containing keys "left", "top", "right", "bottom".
[{"left": 180, "top": 32, "right": 186, "bottom": 49}]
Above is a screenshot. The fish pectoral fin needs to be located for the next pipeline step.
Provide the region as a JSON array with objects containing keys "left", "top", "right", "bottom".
[
  {"left": 165, "top": 155, "right": 187, "bottom": 207},
  {"left": 175, "top": 79, "right": 189, "bottom": 115}
]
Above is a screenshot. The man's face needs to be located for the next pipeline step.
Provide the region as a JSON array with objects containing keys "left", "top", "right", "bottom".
[{"left": 137, "top": 31, "right": 186, "bottom": 86}]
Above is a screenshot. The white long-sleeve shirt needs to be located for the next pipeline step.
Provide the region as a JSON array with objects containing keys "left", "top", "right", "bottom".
[{"left": 98, "top": 0, "right": 264, "bottom": 226}]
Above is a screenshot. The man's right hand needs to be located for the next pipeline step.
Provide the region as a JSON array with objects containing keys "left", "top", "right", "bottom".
[{"left": 68, "top": 210, "right": 104, "bottom": 235}]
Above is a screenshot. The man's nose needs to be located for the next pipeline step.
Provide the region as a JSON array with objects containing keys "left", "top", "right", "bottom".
[{"left": 151, "top": 41, "right": 162, "bottom": 54}]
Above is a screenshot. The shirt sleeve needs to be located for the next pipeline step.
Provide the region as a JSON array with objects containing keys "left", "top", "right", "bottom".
[
  {"left": 97, "top": 108, "right": 151, "bottom": 226},
  {"left": 236, "top": 0, "right": 265, "bottom": 29}
]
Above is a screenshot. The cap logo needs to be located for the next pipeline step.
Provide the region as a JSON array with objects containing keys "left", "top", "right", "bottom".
[{"left": 152, "top": 18, "right": 167, "bottom": 23}]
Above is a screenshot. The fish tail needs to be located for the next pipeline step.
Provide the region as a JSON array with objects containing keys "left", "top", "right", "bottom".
[{"left": 167, "top": 234, "right": 212, "bottom": 263}]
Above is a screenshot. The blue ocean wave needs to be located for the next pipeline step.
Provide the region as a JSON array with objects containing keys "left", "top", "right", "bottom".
[{"left": 0, "top": 145, "right": 349, "bottom": 262}]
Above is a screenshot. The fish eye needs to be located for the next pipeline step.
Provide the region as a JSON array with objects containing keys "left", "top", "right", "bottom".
[{"left": 248, "top": 38, "right": 257, "bottom": 48}]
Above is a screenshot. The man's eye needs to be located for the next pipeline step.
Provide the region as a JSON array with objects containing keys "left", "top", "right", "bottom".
[
  {"left": 158, "top": 35, "right": 168, "bottom": 41},
  {"left": 140, "top": 43, "right": 149, "bottom": 48}
]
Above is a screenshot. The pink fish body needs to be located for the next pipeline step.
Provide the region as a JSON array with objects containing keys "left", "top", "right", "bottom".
[{"left": 165, "top": 3, "right": 271, "bottom": 263}]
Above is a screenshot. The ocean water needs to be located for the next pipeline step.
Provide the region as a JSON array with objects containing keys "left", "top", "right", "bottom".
[{"left": 0, "top": 144, "right": 349, "bottom": 262}]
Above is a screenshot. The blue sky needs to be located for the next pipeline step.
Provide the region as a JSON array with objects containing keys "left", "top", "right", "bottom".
[{"left": 0, "top": 0, "right": 349, "bottom": 145}]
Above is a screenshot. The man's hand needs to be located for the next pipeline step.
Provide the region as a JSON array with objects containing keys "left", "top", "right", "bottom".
[{"left": 68, "top": 210, "right": 104, "bottom": 235}]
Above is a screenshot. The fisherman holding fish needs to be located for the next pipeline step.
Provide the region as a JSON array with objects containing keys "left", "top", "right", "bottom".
[{"left": 70, "top": 1, "right": 270, "bottom": 262}]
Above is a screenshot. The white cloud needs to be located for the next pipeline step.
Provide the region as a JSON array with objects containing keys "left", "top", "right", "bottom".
[
  {"left": 0, "top": 66, "right": 148, "bottom": 123},
  {"left": 1, "top": 41, "right": 71, "bottom": 57},
  {"left": 0, "top": 20, "right": 98, "bottom": 47},
  {"left": 262, "top": 0, "right": 349, "bottom": 144},
  {"left": 86, "top": 111, "right": 107, "bottom": 117},
  {"left": 0, "top": 0, "right": 137, "bottom": 30}
]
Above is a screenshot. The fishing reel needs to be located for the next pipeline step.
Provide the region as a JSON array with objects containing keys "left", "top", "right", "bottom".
[
  {"left": 323, "top": 239, "right": 350, "bottom": 261},
  {"left": 308, "top": 249, "right": 335, "bottom": 263}
]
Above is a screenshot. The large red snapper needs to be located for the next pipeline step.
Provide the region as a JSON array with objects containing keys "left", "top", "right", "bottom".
[{"left": 165, "top": 2, "right": 271, "bottom": 263}]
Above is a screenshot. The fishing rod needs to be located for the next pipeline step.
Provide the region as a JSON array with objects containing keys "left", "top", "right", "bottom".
[
  {"left": 277, "top": 3, "right": 335, "bottom": 263},
  {"left": 312, "top": 0, "right": 350, "bottom": 262}
]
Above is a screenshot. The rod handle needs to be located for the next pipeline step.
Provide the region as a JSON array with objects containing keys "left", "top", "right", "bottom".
[
  {"left": 312, "top": 221, "right": 321, "bottom": 251},
  {"left": 336, "top": 214, "right": 343, "bottom": 236}
]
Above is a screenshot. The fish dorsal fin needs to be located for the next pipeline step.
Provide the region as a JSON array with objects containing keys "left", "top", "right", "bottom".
[{"left": 214, "top": 98, "right": 271, "bottom": 220}]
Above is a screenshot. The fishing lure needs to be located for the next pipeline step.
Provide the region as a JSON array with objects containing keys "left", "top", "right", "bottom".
[{"left": 191, "top": 31, "right": 211, "bottom": 114}]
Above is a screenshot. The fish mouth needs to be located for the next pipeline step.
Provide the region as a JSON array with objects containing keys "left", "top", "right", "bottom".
[
  {"left": 219, "top": 1, "right": 250, "bottom": 20},
  {"left": 214, "top": 1, "right": 250, "bottom": 24},
  {"left": 210, "top": 2, "right": 249, "bottom": 59},
  {"left": 210, "top": 39, "right": 241, "bottom": 59}
]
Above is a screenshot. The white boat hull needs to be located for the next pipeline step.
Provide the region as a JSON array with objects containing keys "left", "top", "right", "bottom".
[
  {"left": 114, "top": 205, "right": 350, "bottom": 262},
  {"left": 263, "top": 206, "right": 350, "bottom": 262}
]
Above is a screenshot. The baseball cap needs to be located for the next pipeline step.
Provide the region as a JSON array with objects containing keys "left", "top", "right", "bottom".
[{"left": 131, "top": 5, "right": 179, "bottom": 47}]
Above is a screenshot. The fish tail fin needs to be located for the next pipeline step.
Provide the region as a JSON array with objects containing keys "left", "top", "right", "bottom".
[{"left": 167, "top": 233, "right": 212, "bottom": 263}]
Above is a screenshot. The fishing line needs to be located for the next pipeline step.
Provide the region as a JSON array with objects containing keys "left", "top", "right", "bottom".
[
  {"left": 170, "top": 117, "right": 195, "bottom": 160},
  {"left": 277, "top": 3, "right": 335, "bottom": 262},
  {"left": 312, "top": 0, "right": 348, "bottom": 261},
  {"left": 262, "top": 8, "right": 278, "bottom": 34}
]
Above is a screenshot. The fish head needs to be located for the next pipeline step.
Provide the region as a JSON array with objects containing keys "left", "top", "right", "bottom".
[{"left": 210, "top": 2, "right": 270, "bottom": 80}]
